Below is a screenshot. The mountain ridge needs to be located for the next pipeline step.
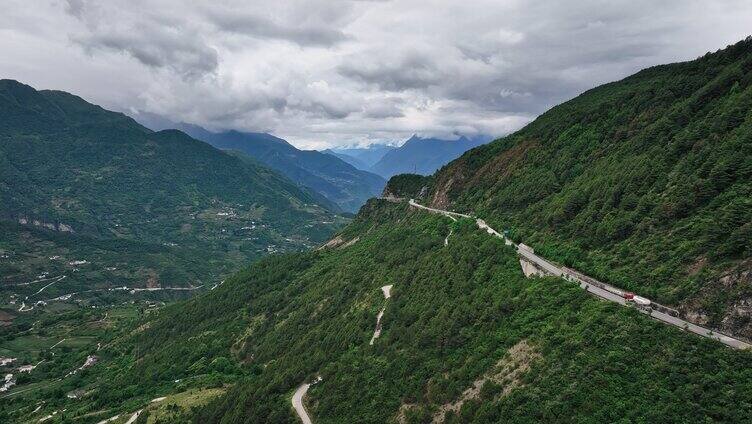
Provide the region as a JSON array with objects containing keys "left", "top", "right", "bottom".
[
  {"left": 329, "top": 145, "right": 396, "bottom": 169},
  {"left": 322, "top": 148, "right": 370, "bottom": 170},
  {"left": 422, "top": 36, "right": 752, "bottom": 338},
  {"left": 369, "top": 134, "right": 491, "bottom": 178},
  {"left": 134, "top": 115, "right": 386, "bottom": 213},
  {"left": 0, "top": 78, "right": 342, "bottom": 300}
]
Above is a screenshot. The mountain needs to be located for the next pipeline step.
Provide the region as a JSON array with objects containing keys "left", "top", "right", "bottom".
[
  {"left": 6, "top": 39, "right": 752, "bottom": 424},
  {"left": 369, "top": 135, "right": 491, "bottom": 178},
  {"left": 225, "top": 148, "right": 340, "bottom": 212},
  {"left": 322, "top": 149, "right": 369, "bottom": 170},
  {"left": 139, "top": 120, "right": 387, "bottom": 213},
  {"left": 329, "top": 145, "right": 396, "bottom": 169},
  {"left": 421, "top": 37, "right": 752, "bottom": 339},
  {"left": 0, "top": 79, "right": 343, "bottom": 306}
]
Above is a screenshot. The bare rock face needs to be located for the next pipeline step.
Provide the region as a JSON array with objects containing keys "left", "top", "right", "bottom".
[
  {"left": 58, "top": 223, "right": 74, "bottom": 232},
  {"left": 683, "top": 309, "right": 710, "bottom": 326},
  {"left": 431, "top": 177, "right": 454, "bottom": 209},
  {"left": 318, "top": 235, "right": 359, "bottom": 250},
  {"left": 721, "top": 299, "right": 752, "bottom": 335},
  {"left": 146, "top": 272, "right": 160, "bottom": 289},
  {"left": 318, "top": 235, "right": 345, "bottom": 250},
  {"left": 681, "top": 260, "right": 752, "bottom": 341},
  {"left": 717, "top": 263, "right": 752, "bottom": 339},
  {"left": 519, "top": 258, "right": 547, "bottom": 278},
  {"left": 17, "top": 215, "right": 75, "bottom": 233}
]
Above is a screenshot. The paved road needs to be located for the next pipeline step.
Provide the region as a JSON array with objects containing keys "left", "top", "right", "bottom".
[
  {"left": 292, "top": 383, "right": 313, "bottom": 424},
  {"left": 408, "top": 199, "right": 751, "bottom": 350},
  {"left": 408, "top": 199, "right": 471, "bottom": 219}
]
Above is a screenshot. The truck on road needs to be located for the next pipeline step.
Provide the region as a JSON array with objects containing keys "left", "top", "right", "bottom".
[{"left": 624, "top": 292, "right": 651, "bottom": 306}]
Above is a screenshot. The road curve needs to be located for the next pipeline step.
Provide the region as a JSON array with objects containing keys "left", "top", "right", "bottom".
[
  {"left": 292, "top": 383, "right": 313, "bottom": 424},
  {"left": 408, "top": 199, "right": 751, "bottom": 350},
  {"left": 408, "top": 199, "right": 471, "bottom": 219}
]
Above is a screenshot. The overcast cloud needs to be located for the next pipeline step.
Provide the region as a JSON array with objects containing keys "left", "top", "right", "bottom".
[{"left": 1, "top": 0, "right": 751, "bottom": 148}]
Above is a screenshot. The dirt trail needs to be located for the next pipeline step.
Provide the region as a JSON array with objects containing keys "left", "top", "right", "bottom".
[
  {"left": 124, "top": 410, "right": 143, "bottom": 424},
  {"left": 370, "top": 285, "right": 394, "bottom": 345},
  {"left": 50, "top": 339, "right": 66, "bottom": 349},
  {"left": 29, "top": 276, "right": 66, "bottom": 297}
]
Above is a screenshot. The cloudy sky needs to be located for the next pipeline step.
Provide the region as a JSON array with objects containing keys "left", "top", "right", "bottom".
[{"left": 2, "top": 1, "right": 752, "bottom": 149}]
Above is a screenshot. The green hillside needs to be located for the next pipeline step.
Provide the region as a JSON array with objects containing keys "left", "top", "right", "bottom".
[
  {"left": 163, "top": 124, "right": 386, "bottom": 213},
  {"left": 425, "top": 37, "right": 752, "bottom": 338},
  {"left": 0, "top": 79, "right": 344, "bottom": 309},
  {"left": 6, "top": 200, "right": 751, "bottom": 423}
]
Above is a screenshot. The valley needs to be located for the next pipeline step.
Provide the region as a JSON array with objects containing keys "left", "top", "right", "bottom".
[
  {"left": 19, "top": 198, "right": 747, "bottom": 424},
  {"left": 3, "top": 193, "right": 752, "bottom": 422},
  {"left": 0, "top": 79, "right": 349, "bottom": 418}
]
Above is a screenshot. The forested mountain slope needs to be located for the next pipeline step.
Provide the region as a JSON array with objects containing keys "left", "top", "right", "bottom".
[
  {"left": 9, "top": 199, "right": 751, "bottom": 423},
  {"left": 422, "top": 38, "right": 752, "bottom": 338},
  {"left": 0, "top": 79, "right": 342, "bottom": 301},
  {"left": 170, "top": 125, "right": 386, "bottom": 213}
]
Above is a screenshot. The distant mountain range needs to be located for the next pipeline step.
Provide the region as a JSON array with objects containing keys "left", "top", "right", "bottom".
[
  {"left": 326, "top": 145, "right": 396, "bottom": 169},
  {"left": 367, "top": 135, "right": 492, "bottom": 178},
  {"left": 136, "top": 116, "right": 386, "bottom": 213},
  {"left": 322, "top": 149, "right": 371, "bottom": 170},
  {"left": 323, "top": 135, "right": 492, "bottom": 179},
  {"left": 137, "top": 114, "right": 488, "bottom": 207}
]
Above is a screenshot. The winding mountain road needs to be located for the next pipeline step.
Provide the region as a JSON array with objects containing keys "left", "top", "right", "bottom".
[
  {"left": 292, "top": 381, "right": 315, "bottom": 424},
  {"left": 408, "top": 199, "right": 471, "bottom": 219},
  {"left": 285, "top": 198, "right": 749, "bottom": 424},
  {"left": 408, "top": 199, "right": 751, "bottom": 350}
]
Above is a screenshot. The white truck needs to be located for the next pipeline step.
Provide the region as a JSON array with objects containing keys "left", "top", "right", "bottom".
[{"left": 624, "top": 292, "right": 651, "bottom": 306}]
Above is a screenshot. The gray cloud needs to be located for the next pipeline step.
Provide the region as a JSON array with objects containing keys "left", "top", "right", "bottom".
[
  {"left": 75, "top": 31, "right": 219, "bottom": 79},
  {"left": 1, "top": 0, "right": 751, "bottom": 149},
  {"left": 63, "top": 0, "right": 85, "bottom": 18},
  {"left": 205, "top": 9, "right": 350, "bottom": 47},
  {"left": 362, "top": 101, "right": 405, "bottom": 119},
  {"left": 63, "top": 1, "right": 220, "bottom": 78},
  {"left": 338, "top": 52, "right": 444, "bottom": 91}
]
